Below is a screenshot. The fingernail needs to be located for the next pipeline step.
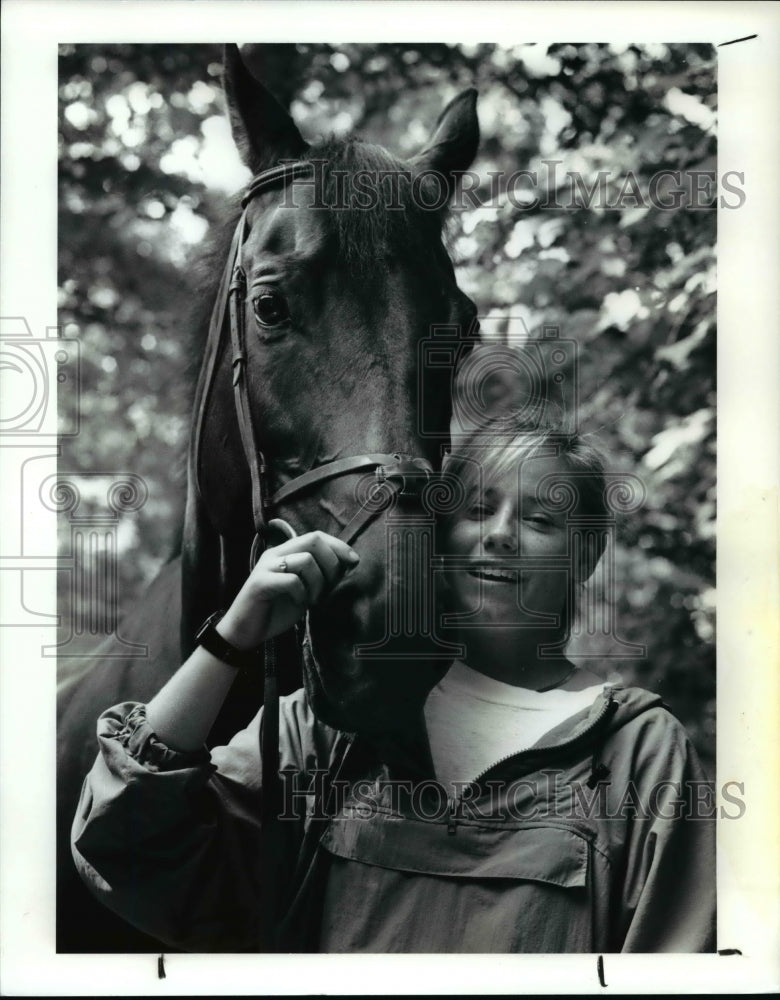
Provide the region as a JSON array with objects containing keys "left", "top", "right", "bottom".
[{"left": 347, "top": 550, "right": 360, "bottom": 564}]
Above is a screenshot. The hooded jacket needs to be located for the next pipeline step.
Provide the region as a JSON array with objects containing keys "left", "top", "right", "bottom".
[{"left": 71, "top": 683, "right": 715, "bottom": 953}]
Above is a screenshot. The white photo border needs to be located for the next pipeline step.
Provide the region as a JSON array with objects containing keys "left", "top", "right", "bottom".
[{"left": 1, "top": 0, "right": 778, "bottom": 994}]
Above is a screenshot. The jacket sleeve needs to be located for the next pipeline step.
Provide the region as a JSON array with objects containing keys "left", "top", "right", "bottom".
[
  {"left": 71, "top": 693, "right": 338, "bottom": 952},
  {"left": 607, "top": 708, "right": 716, "bottom": 953}
]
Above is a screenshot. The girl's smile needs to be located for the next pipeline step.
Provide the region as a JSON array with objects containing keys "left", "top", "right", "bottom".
[{"left": 441, "top": 453, "right": 581, "bottom": 630}]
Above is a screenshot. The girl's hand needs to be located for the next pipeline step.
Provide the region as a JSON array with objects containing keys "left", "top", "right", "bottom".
[{"left": 216, "top": 526, "right": 360, "bottom": 650}]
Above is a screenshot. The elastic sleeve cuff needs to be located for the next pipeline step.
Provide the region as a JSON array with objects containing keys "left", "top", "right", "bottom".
[{"left": 104, "top": 703, "right": 212, "bottom": 772}]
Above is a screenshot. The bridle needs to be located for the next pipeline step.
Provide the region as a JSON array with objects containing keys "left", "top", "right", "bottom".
[
  {"left": 196, "top": 160, "right": 435, "bottom": 569},
  {"left": 194, "top": 159, "right": 442, "bottom": 951}
]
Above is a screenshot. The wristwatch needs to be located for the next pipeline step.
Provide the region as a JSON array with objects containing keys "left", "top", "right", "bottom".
[{"left": 195, "top": 610, "right": 260, "bottom": 671}]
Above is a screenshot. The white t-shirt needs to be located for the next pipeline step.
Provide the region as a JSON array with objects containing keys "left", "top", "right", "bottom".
[{"left": 423, "top": 659, "right": 607, "bottom": 795}]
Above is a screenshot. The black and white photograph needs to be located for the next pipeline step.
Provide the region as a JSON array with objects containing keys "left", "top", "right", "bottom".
[{"left": 1, "top": 1, "right": 778, "bottom": 994}]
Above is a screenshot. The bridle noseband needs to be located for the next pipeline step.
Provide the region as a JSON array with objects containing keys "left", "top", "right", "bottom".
[{"left": 198, "top": 159, "right": 435, "bottom": 572}]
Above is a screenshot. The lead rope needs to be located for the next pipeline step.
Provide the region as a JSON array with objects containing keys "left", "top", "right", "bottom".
[
  {"left": 225, "top": 204, "right": 282, "bottom": 953},
  {"left": 259, "top": 633, "right": 282, "bottom": 952},
  {"left": 229, "top": 166, "right": 314, "bottom": 952}
]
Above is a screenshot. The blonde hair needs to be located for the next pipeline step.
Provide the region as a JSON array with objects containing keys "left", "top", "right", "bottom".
[{"left": 440, "top": 418, "right": 610, "bottom": 647}]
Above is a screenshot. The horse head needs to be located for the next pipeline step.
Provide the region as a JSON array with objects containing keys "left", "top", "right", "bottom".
[{"left": 183, "top": 45, "right": 480, "bottom": 737}]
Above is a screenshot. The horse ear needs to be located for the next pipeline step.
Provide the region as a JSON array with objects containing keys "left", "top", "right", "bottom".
[
  {"left": 412, "top": 88, "right": 479, "bottom": 199},
  {"left": 223, "top": 43, "right": 308, "bottom": 172}
]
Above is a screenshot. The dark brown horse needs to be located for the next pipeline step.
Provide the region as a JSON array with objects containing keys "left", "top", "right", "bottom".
[{"left": 57, "top": 45, "right": 479, "bottom": 951}]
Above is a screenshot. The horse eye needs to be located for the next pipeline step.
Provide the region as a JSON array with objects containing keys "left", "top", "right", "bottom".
[{"left": 252, "top": 291, "right": 290, "bottom": 329}]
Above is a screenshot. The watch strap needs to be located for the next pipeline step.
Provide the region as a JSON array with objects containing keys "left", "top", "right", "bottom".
[{"left": 195, "top": 610, "right": 260, "bottom": 671}]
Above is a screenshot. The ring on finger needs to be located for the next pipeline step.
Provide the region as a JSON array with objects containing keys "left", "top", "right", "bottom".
[{"left": 276, "top": 559, "right": 289, "bottom": 573}]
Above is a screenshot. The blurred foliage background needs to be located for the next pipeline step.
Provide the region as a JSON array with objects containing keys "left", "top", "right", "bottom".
[{"left": 58, "top": 42, "right": 716, "bottom": 771}]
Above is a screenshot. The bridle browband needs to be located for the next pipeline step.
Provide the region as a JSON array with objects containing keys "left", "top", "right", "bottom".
[
  {"left": 194, "top": 159, "right": 439, "bottom": 952},
  {"left": 196, "top": 158, "right": 434, "bottom": 572}
]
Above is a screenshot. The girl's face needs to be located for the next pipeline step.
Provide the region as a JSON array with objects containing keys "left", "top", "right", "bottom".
[{"left": 440, "top": 454, "right": 581, "bottom": 632}]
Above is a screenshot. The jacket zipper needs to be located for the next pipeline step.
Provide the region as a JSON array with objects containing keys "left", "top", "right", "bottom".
[{"left": 446, "top": 690, "right": 617, "bottom": 835}]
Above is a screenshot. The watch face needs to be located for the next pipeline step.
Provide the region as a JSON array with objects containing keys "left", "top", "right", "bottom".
[
  {"left": 196, "top": 612, "right": 255, "bottom": 671},
  {"left": 197, "top": 611, "right": 225, "bottom": 640}
]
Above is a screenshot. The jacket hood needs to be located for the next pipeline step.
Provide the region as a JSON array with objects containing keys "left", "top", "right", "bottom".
[
  {"left": 541, "top": 683, "right": 665, "bottom": 745},
  {"left": 536, "top": 684, "right": 666, "bottom": 790},
  {"left": 353, "top": 682, "right": 668, "bottom": 789}
]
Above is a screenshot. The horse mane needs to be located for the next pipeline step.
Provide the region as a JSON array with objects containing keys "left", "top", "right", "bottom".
[{"left": 306, "top": 136, "right": 449, "bottom": 270}]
